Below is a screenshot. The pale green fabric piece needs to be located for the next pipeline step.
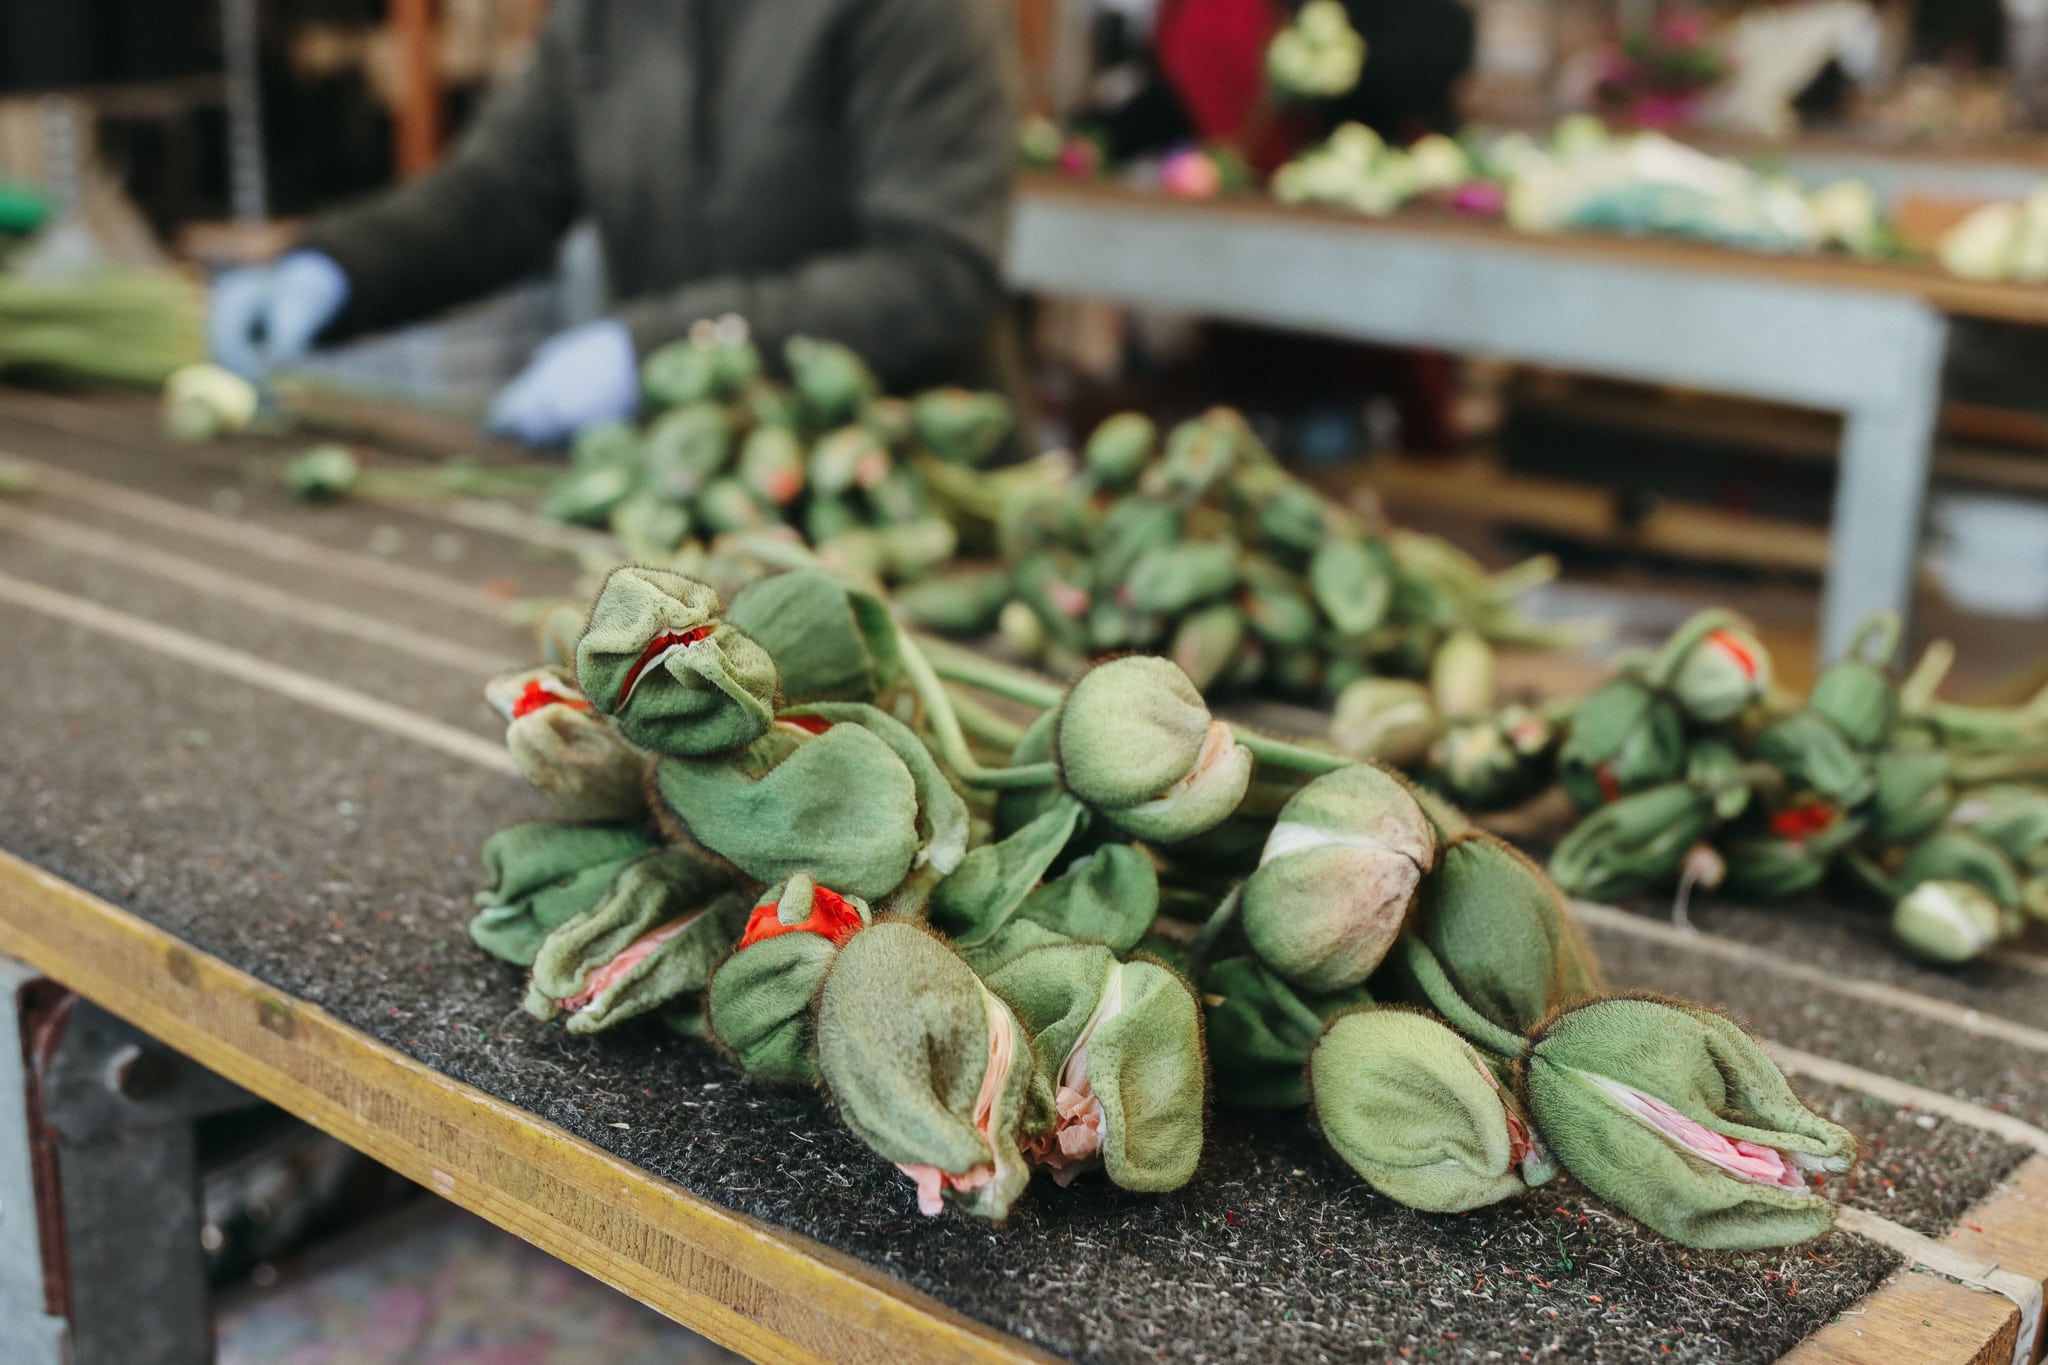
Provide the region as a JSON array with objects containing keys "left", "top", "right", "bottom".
[{"left": 471, "top": 823, "right": 659, "bottom": 966}]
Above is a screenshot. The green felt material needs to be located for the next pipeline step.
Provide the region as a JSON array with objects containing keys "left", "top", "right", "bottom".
[
  {"left": 911, "top": 388, "right": 1012, "bottom": 464},
  {"left": 1721, "top": 816, "right": 1867, "bottom": 900},
  {"left": 788, "top": 703, "right": 970, "bottom": 888},
  {"left": 1200, "top": 956, "right": 1368, "bottom": 1111},
  {"left": 703, "top": 878, "right": 872, "bottom": 1085},
  {"left": 1123, "top": 540, "right": 1240, "bottom": 616},
  {"left": 1892, "top": 879, "right": 2004, "bottom": 964},
  {"left": 470, "top": 823, "right": 660, "bottom": 966},
  {"left": 1396, "top": 833, "right": 1601, "bottom": 1036},
  {"left": 1753, "top": 712, "right": 1876, "bottom": 808},
  {"left": 1653, "top": 617, "right": 1770, "bottom": 724},
  {"left": 1809, "top": 659, "right": 1899, "bottom": 751},
  {"left": 1686, "top": 738, "right": 1754, "bottom": 822},
  {"left": 726, "top": 570, "right": 901, "bottom": 705},
  {"left": 815, "top": 924, "right": 1045, "bottom": 1220},
  {"left": 1169, "top": 605, "right": 1246, "bottom": 692},
  {"left": 1546, "top": 782, "right": 1716, "bottom": 902},
  {"left": 1866, "top": 749, "right": 1954, "bottom": 845},
  {"left": 1054, "top": 656, "right": 1252, "bottom": 845},
  {"left": 1241, "top": 764, "right": 1435, "bottom": 994},
  {"left": 1307, "top": 537, "right": 1393, "bottom": 638},
  {"left": 1898, "top": 827, "right": 2024, "bottom": 910},
  {"left": 1558, "top": 678, "right": 1687, "bottom": 809},
  {"left": 987, "top": 944, "right": 1207, "bottom": 1192},
  {"left": 1240, "top": 565, "right": 1319, "bottom": 649},
  {"left": 484, "top": 667, "right": 649, "bottom": 823},
  {"left": 786, "top": 335, "right": 876, "bottom": 425},
  {"left": 1083, "top": 412, "right": 1154, "bottom": 489},
  {"left": 643, "top": 403, "right": 734, "bottom": 498},
  {"left": 1522, "top": 999, "right": 1856, "bottom": 1250},
  {"left": 1948, "top": 783, "right": 2048, "bottom": 863},
  {"left": 893, "top": 568, "right": 1012, "bottom": 635},
  {"left": 1311, "top": 1008, "right": 1549, "bottom": 1213},
  {"left": 930, "top": 798, "right": 1085, "bottom": 949},
  {"left": 956, "top": 837, "right": 1160, "bottom": 976},
  {"left": 1092, "top": 500, "right": 1183, "bottom": 597},
  {"left": 576, "top": 566, "right": 779, "bottom": 758},
  {"left": 651, "top": 722, "right": 924, "bottom": 901},
  {"left": 525, "top": 849, "right": 747, "bottom": 1033},
  {"left": 807, "top": 425, "right": 888, "bottom": 498}
]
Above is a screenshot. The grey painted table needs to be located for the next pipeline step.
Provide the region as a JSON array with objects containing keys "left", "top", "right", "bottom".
[{"left": 1005, "top": 177, "right": 1998, "bottom": 662}]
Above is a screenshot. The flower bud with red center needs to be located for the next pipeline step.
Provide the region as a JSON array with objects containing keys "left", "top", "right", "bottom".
[
  {"left": 706, "top": 875, "right": 872, "bottom": 1085},
  {"left": 484, "top": 665, "right": 647, "bottom": 823}
]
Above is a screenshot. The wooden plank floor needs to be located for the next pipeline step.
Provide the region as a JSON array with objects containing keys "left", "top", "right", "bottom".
[{"left": 0, "top": 389, "right": 2044, "bottom": 1364}]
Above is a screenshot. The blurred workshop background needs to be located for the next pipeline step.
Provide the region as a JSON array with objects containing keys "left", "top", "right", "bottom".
[{"left": 3, "top": 0, "right": 2048, "bottom": 1359}]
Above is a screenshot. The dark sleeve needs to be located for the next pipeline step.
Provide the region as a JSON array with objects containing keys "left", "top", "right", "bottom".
[
  {"left": 612, "top": 0, "right": 1017, "bottom": 389},
  {"left": 1325, "top": 0, "right": 1475, "bottom": 139},
  {"left": 296, "top": 0, "right": 582, "bottom": 339}
]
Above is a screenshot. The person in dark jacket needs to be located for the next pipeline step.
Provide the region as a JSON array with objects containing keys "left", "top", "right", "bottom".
[{"left": 209, "top": 0, "right": 1018, "bottom": 444}]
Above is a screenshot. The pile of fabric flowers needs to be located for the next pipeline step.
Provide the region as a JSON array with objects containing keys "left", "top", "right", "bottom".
[{"left": 470, "top": 561, "right": 1857, "bottom": 1249}]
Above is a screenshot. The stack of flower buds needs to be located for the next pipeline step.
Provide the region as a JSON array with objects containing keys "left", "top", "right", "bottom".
[
  {"left": 1544, "top": 610, "right": 2048, "bottom": 964},
  {"left": 537, "top": 318, "right": 1014, "bottom": 585},
  {"left": 471, "top": 561, "right": 1857, "bottom": 1249},
  {"left": 1265, "top": 0, "right": 1369, "bottom": 101},
  {"left": 897, "top": 406, "right": 1572, "bottom": 710}
]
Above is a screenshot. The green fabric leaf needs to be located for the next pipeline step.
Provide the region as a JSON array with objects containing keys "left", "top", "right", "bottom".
[{"left": 470, "top": 823, "right": 659, "bottom": 966}]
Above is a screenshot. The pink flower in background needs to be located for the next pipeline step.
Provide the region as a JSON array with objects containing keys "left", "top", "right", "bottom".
[
  {"left": 1451, "top": 182, "right": 1507, "bottom": 217},
  {"left": 1161, "top": 148, "right": 1224, "bottom": 199}
]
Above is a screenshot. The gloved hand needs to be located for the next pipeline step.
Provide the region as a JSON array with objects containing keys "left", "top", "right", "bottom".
[
  {"left": 207, "top": 250, "right": 350, "bottom": 381},
  {"left": 485, "top": 319, "right": 639, "bottom": 446}
]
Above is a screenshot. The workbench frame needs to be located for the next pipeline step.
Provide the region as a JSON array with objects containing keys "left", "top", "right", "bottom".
[{"left": 1006, "top": 180, "right": 1955, "bottom": 662}]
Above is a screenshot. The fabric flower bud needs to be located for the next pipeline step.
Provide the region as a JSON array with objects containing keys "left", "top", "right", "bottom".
[
  {"left": 1122, "top": 541, "right": 1240, "bottom": 616},
  {"left": 1400, "top": 833, "right": 1601, "bottom": 1035},
  {"left": 693, "top": 477, "right": 769, "bottom": 535},
  {"left": 576, "top": 566, "right": 779, "bottom": 758},
  {"left": 610, "top": 494, "right": 694, "bottom": 557},
  {"left": 543, "top": 460, "right": 637, "bottom": 526},
  {"left": 1054, "top": 656, "right": 1253, "bottom": 843},
  {"left": 808, "top": 425, "right": 891, "bottom": 498},
  {"left": 724, "top": 569, "right": 900, "bottom": 705},
  {"left": 1084, "top": 413, "right": 1155, "bottom": 490},
  {"left": 1522, "top": 998, "right": 1857, "bottom": 1250},
  {"left": 640, "top": 338, "right": 719, "bottom": 409},
  {"left": 1240, "top": 567, "right": 1319, "bottom": 648},
  {"left": 988, "top": 944, "right": 1206, "bottom": 1192},
  {"left": 1558, "top": 678, "right": 1686, "bottom": 808},
  {"left": 470, "top": 823, "right": 659, "bottom": 966},
  {"left": 1170, "top": 604, "right": 1246, "bottom": 693},
  {"left": 1430, "top": 629, "right": 1496, "bottom": 722},
  {"left": 912, "top": 388, "right": 1013, "bottom": 464},
  {"left": 1947, "top": 784, "right": 2048, "bottom": 864},
  {"left": 570, "top": 419, "right": 642, "bottom": 470},
  {"left": 1753, "top": 711, "right": 1876, "bottom": 808},
  {"left": 1867, "top": 749, "right": 1955, "bottom": 846},
  {"left": 1810, "top": 654, "right": 1899, "bottom": 752},
  {"left": 1892, "top": 880, "right": 2004, "bottom": 965},
  {"left": 1898, "top": 827, "right": 2023, "bottom": 910},
  {"left": 1092, "top": 499, "right": 1181, "bottom": 589},
  {"left": 1157, "top": 417, "right": 1239, "bottom": 499},
  {"left": 1721, "top": 805, "right": 1865, "bottom": 900},
  {"left": 881, "top": 519, "right": 960, "bottom": 581},
  {"left": 1309, "top": 537, "right": 1394, "bottom": 638},
  {"left": 1687, "top": 737, "right": 1754, "bottom": 822},
  {"left": 284, "top": 445, "right": 360, "bottom": 502},
  {"left": 1428, "top": 707, "right": 1557, "bottom": 812},
  {"left": 1201, "top": 956, "right": 1368, "bottom": 1110},
  {"left": 525, "top": 849, "right": 747, "bottom": 1033},
  {"left": 164, "top": 363, "right": 259, "bottom": 441},
  {"left": 736, "top": 426, "right": 806, "bottom": 507},
  {"left": 1329, "top": 678, "right": 1440, "bottom": 768},
  {"left": 1547, "top": 781, "right": 1716, "bottom": 902},
  {"left": 536, "top": 603, "right": 586, "bottom": 670},
  {"left": 1652, "top": 613, "right": 1771, "bottom": 724},
  {"left": 803, "top": 491, "right": 860, "bottom": 545},
  {"left": 1312, "top": 1009, "right": 1553, "bottom": 1213},
  {"left": 1241, "top": 764, "right": 1436, "bottom": 993},
  {"left": 704, "top": 874, "right": 871, "bottom": 1085},
  {"left": 485, "top": 666, "right": 649, "bottom": 822},
  {"left": 1252, "top": 484, "right": 1331, "bottom": 558},
  {"left": 894, "top": 568, "right": 1012, "bottom": 635},
  {"left": 643, "top": 404, "right": 733, "bottom": 500},
  {"left": 653, "top": 704, "right": 967, "bottom": 901},
  {"left": 815, "top": 923, "right": 1047, "bottom": 1220},
  {"left": 785, "top": 335, "right": 876, "bottom": 425}
]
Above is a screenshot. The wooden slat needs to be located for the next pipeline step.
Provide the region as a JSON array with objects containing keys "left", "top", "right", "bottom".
[
  {"left": 0, "top": 849, "right": 1046, "bottom": 1365},
  {"left": 1776, "top": 1268, "right": 2020, "bottom": 1365},
  {"left": 1951, "top": 1155, "right": 2048, "bottom": 1364}
]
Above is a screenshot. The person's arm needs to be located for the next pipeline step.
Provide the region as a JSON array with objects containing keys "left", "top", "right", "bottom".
[
  {"left": 612, "top": 0, "right": 1018, "bottom": 389},
  {"left": 296, "top": 1, "right": 583, "bottom": 340}
]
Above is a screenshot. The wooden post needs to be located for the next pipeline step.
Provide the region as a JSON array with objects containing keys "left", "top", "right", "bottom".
[{"left": 392, "top": 0, "right": 442, "bottom": 179}]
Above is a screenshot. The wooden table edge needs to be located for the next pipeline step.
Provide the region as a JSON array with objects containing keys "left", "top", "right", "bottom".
[
  {"left": 1014, "top": 173, "right": 2048, "bottom": 327},
  {"left": 0, "top": 848, "right": 1054, "bottom": 1365}
]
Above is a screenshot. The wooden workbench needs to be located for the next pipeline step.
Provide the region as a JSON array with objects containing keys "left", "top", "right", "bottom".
[{"left": 0, "top": 388, "right": 2043, "bottom": 1364}]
